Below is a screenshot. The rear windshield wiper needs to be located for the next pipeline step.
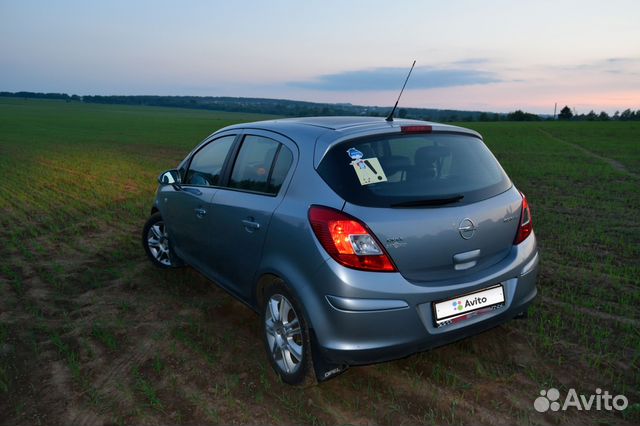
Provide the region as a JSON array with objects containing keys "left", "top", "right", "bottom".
[{"left": 390, "top": 195, "right": 464, "bottom": 207}]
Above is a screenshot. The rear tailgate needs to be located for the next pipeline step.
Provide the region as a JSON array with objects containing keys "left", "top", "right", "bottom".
[{"left": 343, "top": 187, "right": 522, "bottom": 283}]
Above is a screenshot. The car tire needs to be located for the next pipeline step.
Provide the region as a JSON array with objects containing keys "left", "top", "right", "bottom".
[
  {"left": 262, "top": 281, "right": 316, "bottom": 386},
  {"left": 142, "top": 212, "right": 182, "bottom": 269}
]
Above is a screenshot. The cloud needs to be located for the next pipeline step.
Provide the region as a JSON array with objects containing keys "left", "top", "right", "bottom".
[
  {"left": 603, "top": 57, "right": 640, "bottom": 64},
  {"left": 289, "top": 65, "right": 501, "bottom": 91},
  {"left": 450, "top": 57, "right": 494, "bottom": 66},
  {"left": 559, "top": 56, "right": 640, "bottom": 75},
  {"left": 600, "top": 57, "right": 640, "bottom": 75}
]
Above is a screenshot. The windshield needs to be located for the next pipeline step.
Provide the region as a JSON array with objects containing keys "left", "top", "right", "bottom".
[{"left": 317, "top": 133, "right": 512, "bottom": 207}]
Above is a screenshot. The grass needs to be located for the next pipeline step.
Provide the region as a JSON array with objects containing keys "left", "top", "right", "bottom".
[
  {"left": 532, "top": 121, "right": 640, "bottom": 174},
  {"left": 468, "top": 122, "right": 639, "bottom": 363},
  {"left": 0, "top": 97, "right": 638, "bottom": 425},
  {"left": 91, "top": 322, "right": 119, "bottom": 351},
  {"left": 133, "top": 367, "right": 163, "bottom": 411},
  {"left": 0, "top": 323, "right": 12, "bottom": 393}
]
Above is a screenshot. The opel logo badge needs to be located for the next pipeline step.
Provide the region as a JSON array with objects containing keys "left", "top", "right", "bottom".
[{"left": 458, "top": 218, "right": 477, "bottom": 240}]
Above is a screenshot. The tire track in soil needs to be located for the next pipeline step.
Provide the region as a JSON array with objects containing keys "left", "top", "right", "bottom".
[
  {"left": 363, "top": 365, "right": 515, "bottom": 426},
  {"left": 1, "top": 217, "right": 143, "bottom": 426},
  {"left": 540, "top": 295, "right": 638, "bottom": 327},
  {"left": 537, "top": 128, "right": 638, "bottom": 178}
]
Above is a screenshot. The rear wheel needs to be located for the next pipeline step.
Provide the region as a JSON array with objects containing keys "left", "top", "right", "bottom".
[
  {"left": 142, "top": 212, "right": 181, "bottom": 268},
  {"left": 262, "top": 281, "right": 316, "bottom": 385}
]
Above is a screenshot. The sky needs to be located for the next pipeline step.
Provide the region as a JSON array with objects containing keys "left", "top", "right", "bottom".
[{"left": 1, "top": 0, "right": 639, "bottom": 114}]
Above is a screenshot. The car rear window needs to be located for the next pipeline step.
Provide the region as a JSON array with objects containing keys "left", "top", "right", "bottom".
[{"left": 317, "top": 133, "right": 512, "bottom": 207}]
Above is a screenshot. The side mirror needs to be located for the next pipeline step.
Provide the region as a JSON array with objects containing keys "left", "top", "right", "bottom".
[{"left": 158, "top": 169, "right": 182, "bottom": 188}]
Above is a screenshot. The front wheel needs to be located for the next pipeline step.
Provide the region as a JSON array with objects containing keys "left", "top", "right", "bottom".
[
  {"left": 142, "top": 212, "right": 181, "bottom": 268},
  {"left": 262, "top": 281, "right": 316, "bottom": 385}
]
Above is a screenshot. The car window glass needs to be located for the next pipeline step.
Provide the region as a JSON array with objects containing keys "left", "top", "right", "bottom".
[
  {"left": 230, "top": 135, "right": 291, "bottom": 195},
  {"left": 317, "top": 133, "right": 510, "bottom": 207},
  {"left": 267, "top": 146, "right": 293, "bottom": 194},
  {"left": 185, "top": 135, "right": 235, "bottom": 186}
]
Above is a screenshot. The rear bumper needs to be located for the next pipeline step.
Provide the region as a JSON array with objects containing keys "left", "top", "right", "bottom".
[{"left": 305, "top": 233, "right": 539, "bottom": 366}]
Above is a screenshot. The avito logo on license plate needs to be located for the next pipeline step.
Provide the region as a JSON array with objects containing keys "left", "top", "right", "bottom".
[{"left": 433, "top": 284, "right": 505, "bottom": 326}]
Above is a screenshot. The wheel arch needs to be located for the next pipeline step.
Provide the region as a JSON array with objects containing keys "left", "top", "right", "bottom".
[
  {"left": 253, "top": 265, "right": 323, "bottom": 329},
  {"left": 253, "top": 270, "right": 317, "bottom": 332},
  {"left": 254, "top": 273, "right": 281, "bottom": 311}
]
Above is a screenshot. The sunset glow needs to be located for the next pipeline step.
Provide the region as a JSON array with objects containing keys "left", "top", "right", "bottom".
[{"left": 1, "top": 0, "right": 638, "bottom": 113}]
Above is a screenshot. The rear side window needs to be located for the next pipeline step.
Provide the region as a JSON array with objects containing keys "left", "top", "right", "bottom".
[
  {"left": 317, "top": 133, "right": 511, "bottom": 207},
  {"left": 268, "top": 147, "right": 293, "bottom": 194},
  {"left": 229, "top": 135, "right": 293, "bottom": 195},
  {"left": 185, "top": 135, "right": 235, "bottom": 186}
]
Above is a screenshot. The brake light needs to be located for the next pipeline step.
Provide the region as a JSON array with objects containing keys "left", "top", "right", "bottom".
[
  {"left": 308, "top": 206, "right": 397, "bottom": 272},
  {"left": 514, "top": 192, "right": 533, "bottom": 244},
  {"left": 401, "top": 125, "right": 432, "bottom": 134}
]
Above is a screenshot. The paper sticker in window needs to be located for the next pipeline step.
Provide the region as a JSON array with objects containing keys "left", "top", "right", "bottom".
[{"left": 351, "top": 158, "right": 387, "bottom": 186}]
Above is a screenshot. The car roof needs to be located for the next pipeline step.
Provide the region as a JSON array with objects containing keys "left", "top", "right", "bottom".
[
  {"left": 222, "top": 116, "right": 481, "bottom": 137},
  {"left": 213, "top": 116, "right": 483, "bottom": 167},
  {"left": 267, "top": 116, "right": 392, "bottom": 130}
]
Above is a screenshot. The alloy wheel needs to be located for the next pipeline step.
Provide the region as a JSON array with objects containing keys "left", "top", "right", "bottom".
[
  {"left": 146, "top": 221, "right": 172, "bottom": 266},
  {"left": 264, "top": 294, "right": 304, "bottom": 374}
]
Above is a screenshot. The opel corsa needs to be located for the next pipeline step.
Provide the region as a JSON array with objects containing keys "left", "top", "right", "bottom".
[{"left": 143, "top": 117, "right": 539, "bottom": 384}]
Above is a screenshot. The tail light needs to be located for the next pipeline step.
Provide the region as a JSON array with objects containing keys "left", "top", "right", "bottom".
[
  {"left": 308, "top": 206, "right": 397, "bottom": 272},
  {"left": 514, "top": 192, "right": 533, "bottom": 244},
  {"left": 401, "top": 125, "right": 432, "bottom": 134}
]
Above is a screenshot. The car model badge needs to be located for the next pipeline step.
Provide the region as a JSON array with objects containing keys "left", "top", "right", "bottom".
[
  {"left": 386, "top": 237, "right": 407, "bottom": 249},
  {"left": 458, "top": 218, "right": 477, "bottom": 239}
]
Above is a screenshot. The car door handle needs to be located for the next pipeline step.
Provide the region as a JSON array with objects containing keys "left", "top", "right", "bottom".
[
  {"left": 194, "top": 207, "right": 207, "bottom": 218},
  {"left": 242, "top": 218, "right": 261, "bottom": 231}
]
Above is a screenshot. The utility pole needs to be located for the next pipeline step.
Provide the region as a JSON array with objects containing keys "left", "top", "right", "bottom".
[{"left": 553, "top": 102, "right": 557, "bottom": 120}]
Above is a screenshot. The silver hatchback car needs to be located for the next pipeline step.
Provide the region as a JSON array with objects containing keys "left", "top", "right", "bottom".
[{"left": 143, "top": 117, "right": 539, "bottom": 384}]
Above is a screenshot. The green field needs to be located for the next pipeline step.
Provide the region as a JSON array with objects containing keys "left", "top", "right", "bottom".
[{"left": 0, "top": 97, "right": 638, "bottom": 425}]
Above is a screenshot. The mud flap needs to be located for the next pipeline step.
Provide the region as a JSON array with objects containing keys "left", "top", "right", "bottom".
[{"left": 309, "top": 329, "right": 348, "bottom": 382}]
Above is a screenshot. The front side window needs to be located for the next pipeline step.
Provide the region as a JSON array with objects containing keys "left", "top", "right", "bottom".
[
  {"left": 229, "top": 135, "right": 293, "bottom": 195},
  {"left": 184, "top": 135, "right": 235, "bottom": 186}
]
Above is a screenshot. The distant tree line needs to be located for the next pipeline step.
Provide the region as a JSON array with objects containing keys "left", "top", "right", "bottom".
[
  {"left": 2, "top": 91, "right": 638, "bottom": 122},
  {"left": 0, "top": 91, "right": 82, "bottom": 101},
  {"left": 557, "top": 105, "right": 640, "bottom": 121}
]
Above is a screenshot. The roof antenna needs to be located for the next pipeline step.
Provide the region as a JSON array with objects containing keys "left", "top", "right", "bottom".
[{"left": 385, "top": 60, "right": 416, "bottom": 122}]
